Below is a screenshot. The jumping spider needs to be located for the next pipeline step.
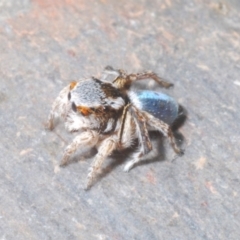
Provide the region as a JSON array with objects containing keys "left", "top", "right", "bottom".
[{"left": 47, "top": 66, "right": 184, "bottom": 189}]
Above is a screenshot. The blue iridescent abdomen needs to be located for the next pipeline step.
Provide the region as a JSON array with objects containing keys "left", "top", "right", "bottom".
[{"left": 135, "top": 90, "right": 179, "bottom": 125}]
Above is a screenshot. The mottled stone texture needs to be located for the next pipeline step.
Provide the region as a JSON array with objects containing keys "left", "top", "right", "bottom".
[{"left": 0, "top": 0, "right": 240, "bottom": 239}]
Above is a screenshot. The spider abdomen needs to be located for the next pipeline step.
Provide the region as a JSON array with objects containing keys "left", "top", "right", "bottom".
[{"left": 134, "top": 90, "right": 179, "bottom": 125}]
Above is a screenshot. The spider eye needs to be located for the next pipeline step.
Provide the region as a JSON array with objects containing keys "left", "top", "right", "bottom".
[
  {"left": 68, "top": 92, "right": 71, "bottom": 100},
  {"left": 72, "top": 102, "right": 77, "bottom": 112}
]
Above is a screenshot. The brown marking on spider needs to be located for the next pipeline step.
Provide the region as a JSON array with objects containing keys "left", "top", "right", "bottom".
[
  {"left": 70, "top": 81, "right": 77, "bottom": 90},
  {"left": 76, "top": 106, "right": 92, "bottom": 116}
]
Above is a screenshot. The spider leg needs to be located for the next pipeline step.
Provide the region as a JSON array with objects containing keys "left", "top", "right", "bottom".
[
  {"left": 130, "top": 105, "right": 152, "bottom": 154},
  {"left": 122, "top": 106, "right": 153, "bottom": 172},
  {"left": 128, "top": 71, "right": 173, "bottom": 88},
  {"left": 142, "top": 111, "right": 184, "bottom": 155},
  {"left": 101, "top": 66, "right": 120, "bottom": 81},
  {"left": 123, "top": 144, "right": 159, "bottom": 172},
  {"left": 118, "top": 103, "right": 131, "bottom": 145},
  {"left": 123, "top": 147, "right": 142, "bottom": 172},
  {"left": 60, "top": 130, "right": 99, "bottom": 166},
  {"left": 47, "top": 84, "right": 73, "bottom": 130},
  {"left": 86, "top": 136, "right": 117, "bottom": 190},
  {"left": 112, "top": 68, "right": 173, "bottom": 90}
]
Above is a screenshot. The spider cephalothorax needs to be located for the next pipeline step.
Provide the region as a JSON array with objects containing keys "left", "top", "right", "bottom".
[{"left": 47, "top": 66, "right": 183, "bottom": 189}]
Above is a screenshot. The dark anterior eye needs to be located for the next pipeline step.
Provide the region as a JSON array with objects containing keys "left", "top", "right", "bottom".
[
  {"left": 68, "top": 92, "right": 71, "bottom": 100},
  {"left": 72, "top": 102, "right": 77, "bottom": 112}
]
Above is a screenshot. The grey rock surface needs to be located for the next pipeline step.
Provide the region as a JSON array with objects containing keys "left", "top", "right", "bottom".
[{"left": 0, "top": 0, "right": 240, "bottom": 239}]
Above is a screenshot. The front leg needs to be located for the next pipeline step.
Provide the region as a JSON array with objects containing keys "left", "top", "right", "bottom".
[
  {"left": 47, "top": 82, "right": 77, "bottom": 130},
  {"left": 60, "top": 130, "right": 99, "bottom": 166},
  {"left": 86, "top": 136, "right": 117, "bottom": 190}
]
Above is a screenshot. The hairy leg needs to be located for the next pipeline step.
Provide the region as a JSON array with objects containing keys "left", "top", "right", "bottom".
[
  {"left": 47, "top": 85, "right": 71, "bottom": 130},
  {"left": 127, "top": 71, "right": 173, "bottom": 88},
  {"left": 60, "top": 130, "right": 99, "bottom": 166},
  {"left": 123, "top": 142, "right": 159, "bottom": 172},
  {"left": 130, "top": 105, "right": 152, "bottom": 154},
  {"left": 86, "top": 136, "right": 117, "bottom": 189},
  {"left": 120, "top": 105, "right": 155, "bottom": 171},
  {"left": 142, "top": 111, "right": 184, "bottom": 155},
  {"left": 108, "top": 66, "right": 173, "bottom": 90},
  {"left": 101, "top": 66, "right": 120, "bottom": 82},
  {"left": 47, "top": 82, "right": 77, "bottom": 130}
]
